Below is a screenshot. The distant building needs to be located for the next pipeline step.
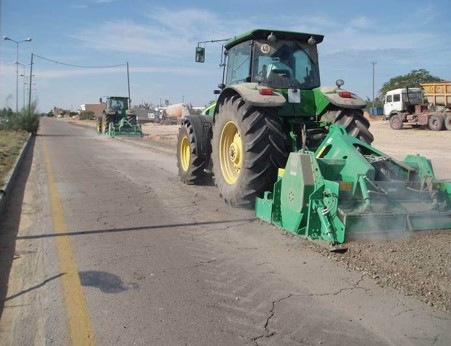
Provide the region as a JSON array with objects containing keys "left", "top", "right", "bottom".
[{"left": 81, "top": 102, "right": 106, "bottom": 117}]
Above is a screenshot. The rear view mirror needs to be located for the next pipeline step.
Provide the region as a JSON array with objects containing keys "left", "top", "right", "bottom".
[{"left": 195, "top": 46, "right": 205, "bottom": 63}]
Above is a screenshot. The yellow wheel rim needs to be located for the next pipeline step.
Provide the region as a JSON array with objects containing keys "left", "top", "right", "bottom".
[
  {"left": 220, "top": 121, "right": 242, "bottom": 185},
  {"left": 180, "top": 135, "right": 191, "bottom": 172}
]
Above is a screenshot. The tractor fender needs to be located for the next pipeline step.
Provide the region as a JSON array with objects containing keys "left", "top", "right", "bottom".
[
  {"left": 182, "top": 114, "right": 213, "bottom": 160},
  {"left": 319, "top": 86, "right": 366, "bottom": 110},
  {"left": 217, "top": 83, "right": 286, "bottom": 109}
]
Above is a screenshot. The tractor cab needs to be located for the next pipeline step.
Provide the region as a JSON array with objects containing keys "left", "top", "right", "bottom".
[
  {"left": 225, "top": 32, "right": 321, "bottom": 90},
  {"left": 105, "top": 96, "right": 129, "bottom": 115}
]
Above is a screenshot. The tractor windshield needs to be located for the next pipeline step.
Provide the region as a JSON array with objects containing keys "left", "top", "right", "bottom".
[
  {"left": 252, "top": 40, "right": 320, "bottom": 89},
  {"left": 107, "top": 98, "right": 127, "bottom": 111}
]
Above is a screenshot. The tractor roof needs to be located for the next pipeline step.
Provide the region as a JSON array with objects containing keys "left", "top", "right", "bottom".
[{"left": 224, "top": 29, "right": 324, "bottom": 50}]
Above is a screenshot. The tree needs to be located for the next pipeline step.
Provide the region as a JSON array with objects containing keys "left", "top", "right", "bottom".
[{"left": 379, "top": 69, "right": 444, "bottom": 96}]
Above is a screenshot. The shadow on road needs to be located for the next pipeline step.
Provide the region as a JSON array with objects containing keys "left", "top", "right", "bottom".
[
  {"left": 0, "top": 135, "right": 35, "bottom": 319},
  {"left": 16, "top": 217, "right": 257, "bottom": 240}
]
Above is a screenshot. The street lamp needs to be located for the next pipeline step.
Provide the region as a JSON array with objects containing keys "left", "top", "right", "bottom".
[{"left": 3, "top": 35, "right": 32, "bottom": 114}]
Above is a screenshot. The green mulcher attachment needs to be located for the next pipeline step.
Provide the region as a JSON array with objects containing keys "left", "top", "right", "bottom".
[
  {"left": 256, "top": 125, "right": 451, "bottom": 245},
  {"left": 105, "top": 111, "right": 142, "bottom": 138}
]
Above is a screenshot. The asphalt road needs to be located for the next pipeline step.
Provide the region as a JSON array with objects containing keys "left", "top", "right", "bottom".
[{"left": 0, "top": 118, "right": 450, "bottom": 345}]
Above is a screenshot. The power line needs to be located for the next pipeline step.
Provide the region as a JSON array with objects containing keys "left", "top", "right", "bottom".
[{"left": 33, "top": 53, "right": 127, "bottom": 69}]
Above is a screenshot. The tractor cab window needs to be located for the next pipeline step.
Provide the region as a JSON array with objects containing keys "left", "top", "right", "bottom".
[
  {"left": 108, "top": 98, "right": 126, "bottom": 111},
  {"left": 252, "top": 40, "right": 320, "bottom": 89},
  {"left": 225, "top": 41, "right": 252, "bottom": 86}
]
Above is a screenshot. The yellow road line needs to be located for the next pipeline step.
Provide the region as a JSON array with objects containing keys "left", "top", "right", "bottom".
[{"left": 42, "top": 139, "right": 96, "bottom": 345}]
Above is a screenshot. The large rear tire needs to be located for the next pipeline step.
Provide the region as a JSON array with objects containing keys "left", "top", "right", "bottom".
[
  {"left": 126, "top": 113, "right": 137, "bottom": 125},
  {"left": 102, "top": 113, "right": 114, "bottom": 134},
  {"left": 177, "top": 121, "right": 210, "bottom": 184},
  {"left": 212, "top": 95, "right": 287, "bottom": 207},
  {"left": 322, "top": 108, "right": 374, "bottom": 143}
]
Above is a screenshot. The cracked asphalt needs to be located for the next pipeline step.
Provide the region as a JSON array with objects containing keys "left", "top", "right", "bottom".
[{"left": 0, "top": 118, "right": 450, "bottom": 345}]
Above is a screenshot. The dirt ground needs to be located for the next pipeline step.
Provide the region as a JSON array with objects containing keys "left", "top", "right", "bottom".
[
  {"left": 343, "top": 117, "right": 451, "bottom": 313},
  {"left": 72, "top": 116, "right": 451, "bottom": 313}
]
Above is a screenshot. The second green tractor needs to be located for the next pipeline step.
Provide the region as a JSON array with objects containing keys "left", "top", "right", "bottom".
[{"left": 96, "top": 96, "right": 142, "bottom": 137}]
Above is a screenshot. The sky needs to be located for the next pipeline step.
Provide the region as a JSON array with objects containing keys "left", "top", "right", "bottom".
[{"left": 1, "top": 0, "right": 450, "bottom": 113}]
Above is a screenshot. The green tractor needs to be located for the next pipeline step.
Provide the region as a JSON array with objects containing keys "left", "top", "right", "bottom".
[
  {"left": 177, "top": 29, "right": 372, "bottom": 207},
  {"left": 96, "top": 96, "right": 142, "bottom": 137}
]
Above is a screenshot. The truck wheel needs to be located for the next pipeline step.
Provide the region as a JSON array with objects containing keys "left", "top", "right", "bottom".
[
  {"left": 389, "top": 114, "right": 403, "bottom": 130},
  {"left": 428, "top": 114, "right": 444, "bottom": 131},
  {"left": 212, "top": 95, "right": 287, "bottom": 207},
  {"left": 444, "top": 114, "right": 451, "bottom": 131},
  {"left": 177, "top": 121, "right": 210, "bottom": 184},
  {"left": 321, "top": 108, "right": 374, "bottom": 144}
]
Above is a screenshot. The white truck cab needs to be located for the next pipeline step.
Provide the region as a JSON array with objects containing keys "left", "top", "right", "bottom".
[{"left": 383, "top": 88, "right": 423, "bottom": 120}]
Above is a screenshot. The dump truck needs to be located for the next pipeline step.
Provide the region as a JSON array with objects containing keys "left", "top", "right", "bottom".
[
  {"left": 177, "top": 29, "right": 372, "bottom": 206},
  {"left": 384, "top": 82, "right": 451, "bottom": 130},
  {"left": 96, "top": 96, "right": 142, "bottom": 137}
]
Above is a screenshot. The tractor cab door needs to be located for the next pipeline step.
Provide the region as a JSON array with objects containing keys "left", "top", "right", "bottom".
[{"left": 225, "top": 41, "right": 252, "bottom": 85}]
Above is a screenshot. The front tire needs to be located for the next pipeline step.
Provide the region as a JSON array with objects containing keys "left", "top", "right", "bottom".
[
  {"left": 177, "top": 121, "right": 209, "bottom": 184},
  {"left": 212, "top": 95, "right": 287, "bottom": 207},
  {"left": 389, "top": 114, "right": 403, "bottom": 130},
  {"left": 322, "top": 108, "right": 374, "bottom": 143}
]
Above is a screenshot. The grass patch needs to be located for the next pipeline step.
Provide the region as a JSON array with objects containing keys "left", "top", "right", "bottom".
[{"left": 0, "top": 130, "right": 29, "bottom": 186}]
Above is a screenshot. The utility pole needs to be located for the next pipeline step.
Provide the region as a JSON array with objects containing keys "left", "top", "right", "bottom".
[
  {"left": 126, "top": 61, "right": 131, "bottom": 108},
  {"left": 28, "top": 53, "right": 34, "bottom": 116},
  {"left": 371, "top": 61, "right": 377, "bottom": 109}
]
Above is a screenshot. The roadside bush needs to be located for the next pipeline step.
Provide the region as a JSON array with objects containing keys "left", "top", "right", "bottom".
[
  {"left": 0, "top": 105, "right": 40, "bottom": 134},
  {"left": 7, "top": 113, "right": 40, "bottom": 133},
  {"left": 79, "top": 110, "right": 95, "bottom": 120}
]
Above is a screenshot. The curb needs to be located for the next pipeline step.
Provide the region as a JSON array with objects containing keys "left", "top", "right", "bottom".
[{"left": 0, "top": 133, "right": 33, "bottom": 219}]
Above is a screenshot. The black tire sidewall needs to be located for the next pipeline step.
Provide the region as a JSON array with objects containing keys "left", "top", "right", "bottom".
[
  {"left": 212, "top": 97, "right": 249, "bottom": 205},
  {"left": 444, "top": 114, "right": 451, "bottom": 131},
  {"left": 212, "top": 95, "right": 286, "bottom": 206},
  {"left": 177, "top": 124, "right": 192, "bottom": 178},
  {"left": 428, "top": 114, "right": 444, "bottom": 131}
]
